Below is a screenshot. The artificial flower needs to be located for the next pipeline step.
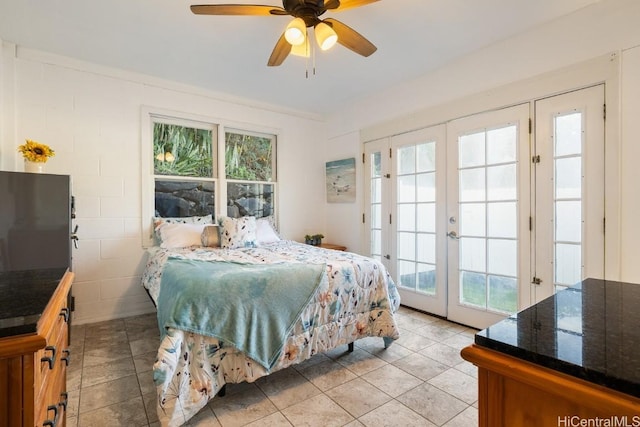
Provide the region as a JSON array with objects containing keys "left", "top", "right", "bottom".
[{"left": 18, "top": 139, "right": 55, "bottom": 163}]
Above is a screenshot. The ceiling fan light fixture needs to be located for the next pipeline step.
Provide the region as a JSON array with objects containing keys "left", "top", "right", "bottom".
[
  {"left": 315, "top": 22, "right": 338, "bottom": 51},
  {"left": 290, "top": 37, "right": 311, "bottom": 57},
  {"left": 284, "top": 17, "right": 306, "bottom": 46}
]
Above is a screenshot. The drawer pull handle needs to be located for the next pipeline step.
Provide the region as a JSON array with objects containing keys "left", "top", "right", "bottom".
[
  {"left": 59, "top": 307, "right": 70, "bottom": 323},
  {"left": 61, "top": 349, "right": 71, "bottom": 366},
  {"left": 43, "top": 404, "right": 58, "bottom": 427},
  {"left": 59, "top": 392, "right": 68, "bottom": 411},
  {"left": 41, "top": 346, "right": 56, "bottom": 370}
]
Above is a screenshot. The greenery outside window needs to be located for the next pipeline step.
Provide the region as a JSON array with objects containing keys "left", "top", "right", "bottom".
[
  {"left": 225, "top": 129, "right": 277, "bottom": 219},
  {"left": 152, "top": 118, "right": 217, "bottom": 219}
]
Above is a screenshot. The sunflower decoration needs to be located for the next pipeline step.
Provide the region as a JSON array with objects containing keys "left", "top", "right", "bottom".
[{"left": 18, "top": 139, "right": 55, "bottom": 163}]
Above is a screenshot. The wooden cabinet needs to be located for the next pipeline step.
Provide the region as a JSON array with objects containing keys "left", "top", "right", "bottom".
[
  {"left": 0, "top": 270, "right": 73, "bottom": 427},
  {"left": 461, "top": 344, "right": 640, "bottom": 427},
  {"left": 319, "top": 243, "right": 347, "bottom": 251}
]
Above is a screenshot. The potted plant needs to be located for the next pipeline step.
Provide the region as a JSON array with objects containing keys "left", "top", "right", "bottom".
[{"left": 304, "top": 234, "right": 324, "bottom": 246}]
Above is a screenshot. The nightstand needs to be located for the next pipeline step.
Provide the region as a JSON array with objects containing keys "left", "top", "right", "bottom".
[{"left": 320, "top": 243, "right": 347, "bottom": 251}]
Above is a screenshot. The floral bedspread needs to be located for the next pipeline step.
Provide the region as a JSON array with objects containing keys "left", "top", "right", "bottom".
[{"left": 142, "top": 240, "right": 401, "bottom": 427}]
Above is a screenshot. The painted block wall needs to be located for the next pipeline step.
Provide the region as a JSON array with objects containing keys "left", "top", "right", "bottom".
[{"left": 0, "top": 46, "right": 328, "bottom": 324}]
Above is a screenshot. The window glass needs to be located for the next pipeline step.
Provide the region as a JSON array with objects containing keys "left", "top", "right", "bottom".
[
  {"left": 153, "top": 123, "right": 213, "bottom": 177},
  {"left": 225, "top": 131, "right": 275, "bottom": 181}
]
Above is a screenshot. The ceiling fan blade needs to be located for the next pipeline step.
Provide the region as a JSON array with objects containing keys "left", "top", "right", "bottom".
[
  {"left": 190, "top": 4, "right": 287, "bottom": 16},
  {"left": 267, "top": 33, "right": 292, "bottom": 66},
  {"left": 324, "top": 18, "right": 377, "bottom": 57},
  {"left": 329, "top": 0, "right": 380, "bottom": 11}
]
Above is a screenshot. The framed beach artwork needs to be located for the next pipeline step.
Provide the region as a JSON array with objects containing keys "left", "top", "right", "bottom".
[{"left": 326, "top": 158, "right": 356, "bottom": 203}]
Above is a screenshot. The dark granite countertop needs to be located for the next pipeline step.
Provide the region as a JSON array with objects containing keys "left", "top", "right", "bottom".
[
  {"left": 0, "top": 268, "right": 68, "bottom": 338},
  {"left": 475, "top": 278, "right": 640, "bottom": 398}
]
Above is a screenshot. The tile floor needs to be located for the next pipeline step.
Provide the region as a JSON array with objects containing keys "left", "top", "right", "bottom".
[{"left": 65, "top": 306, "right": 479, "bottom": 427}]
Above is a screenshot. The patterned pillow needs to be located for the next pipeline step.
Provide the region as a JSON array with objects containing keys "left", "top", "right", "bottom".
[{"left": 219, "top": 216, "right": 258, "bottom": 249}]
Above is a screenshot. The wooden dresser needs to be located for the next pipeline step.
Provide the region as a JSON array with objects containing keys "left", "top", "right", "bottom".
[
  {"left": 462, "top": 278, "right": 640, "bottom": 426},
  {"left": 0, "top": 269, "right": 73, "bottom": 427}
]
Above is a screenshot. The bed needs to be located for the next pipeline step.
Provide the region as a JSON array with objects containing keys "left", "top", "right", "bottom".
[{"left": 141, "top": 216, "right": 401, "bottom": 427}]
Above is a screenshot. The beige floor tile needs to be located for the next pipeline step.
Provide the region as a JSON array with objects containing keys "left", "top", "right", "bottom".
[
  {"left": 443, "top": 405, "right": 479, "bottom": 427},
  {"left": 361, "top": 364, "right": 423, "bottom": 398},
  {"left": 428, "top": 368, "right": 478, "bottom": 404},
  {"left": 78, "top": 374, "right": 141, "bottom": 414},
  {"left": 297, "top": 358, "right": 358, "bottom": 391},
  {"left": 392, "top": 352, "right": 449, "bottom": 381},
  {"left": 397, "top": 382, "right": 468, "bottom": 426},
  {"left": 245, "top": 412, "right": 293, "bottom": 427},
  {"left": 358, "top": 400, "right": 436, "bottom": 427},
  {"left": 331, "top": 348, "right": 388, "bottom": 376},
  {"left": 325, "top": 378, "right": 391, "bottom": 418},
  {"left": 394, "top": 328, "right": 437, "bottom": 351},
  {"left": 77, "top": 396, "right": 148, "bottom": 426},
  {"left": 256, "top": 366, "right": 322, "bottom": 410},
  {"left": 70, "top": 307, "right": 478, "bottom": 427},
  {"left": 281, "top": 394, "right": 354, "bottom": 427},
  {"left": 419, "top": 342, "right": 465, "bottom": 367},
  {"left": 210, "top": 382, "right": 278, "bottom": 427},
  {"left": 356, "top": 338, "right": 413, "bottom": 363}
]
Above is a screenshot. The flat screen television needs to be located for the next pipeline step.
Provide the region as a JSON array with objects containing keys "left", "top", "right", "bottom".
[{"left": 0, "top": 171, "right": 72, "bottom": 273}]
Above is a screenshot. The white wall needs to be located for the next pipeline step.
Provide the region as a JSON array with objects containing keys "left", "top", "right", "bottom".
[
  {"left": 325, "top": 0, "right": 640, "bottom": 283},
  {"left": 0, "top": 44, "right": 327, "bottom": 324}
]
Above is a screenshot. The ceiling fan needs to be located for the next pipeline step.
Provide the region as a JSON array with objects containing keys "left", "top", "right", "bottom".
[{"left": 190, "top": 0, "right": 380, "bottom": 66}]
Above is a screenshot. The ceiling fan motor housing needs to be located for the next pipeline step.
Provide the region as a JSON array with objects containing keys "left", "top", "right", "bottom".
[{"left": 282, "top": 0, "right": 332, "bottom": 26}]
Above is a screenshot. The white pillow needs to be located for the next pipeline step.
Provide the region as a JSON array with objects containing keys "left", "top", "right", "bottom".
[
  {"left": 219, "top": 216, "right": 258, "bottom": 249},
  {"left": 154, "top": 214, "right": 213, "bottom": 243},
  {"left": 256, "top": 218, "right": 281, "bottom": 244},
  {"left": 158, "top": 223, "right": 206, "bottom": 249}
]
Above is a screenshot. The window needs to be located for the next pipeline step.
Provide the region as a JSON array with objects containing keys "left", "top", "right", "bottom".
[
  {"left": 225, "top": 129, "right": 276, "bottom": 218},
  {"left": 141, "top": 109, "right": 278, "bottom": 246}
]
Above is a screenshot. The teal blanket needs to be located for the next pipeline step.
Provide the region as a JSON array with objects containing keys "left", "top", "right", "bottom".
[{"left": 157, "top": 259, "right": 326, "bottom": 371}]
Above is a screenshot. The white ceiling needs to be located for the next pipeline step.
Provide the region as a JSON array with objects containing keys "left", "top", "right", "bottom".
[{"left": 0, "top": 0, "right": 602, "bottom": 116}]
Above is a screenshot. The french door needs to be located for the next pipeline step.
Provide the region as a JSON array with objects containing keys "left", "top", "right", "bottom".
[
  {"left": 364, "top": 85, "right": 605, "bottom": 329},
  {"left": 532, "top": 85, "right": 605, "bottom": 302},
  {"left": 446, "top": 104, "right": 531, "bottom": 328}
]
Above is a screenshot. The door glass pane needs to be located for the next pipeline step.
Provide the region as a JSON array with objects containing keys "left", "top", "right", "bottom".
[
  {"left": 553, "top": 111, "right": 584, "bottom": 289},
  {"left": 487, "top": 164, "right": 516, "bottom": 201},
  {"left": 417, "top": 142, "right": 436, "bottom": 172},
  {"left": 460, "top": 203, "right": 485, "bottom": 236},
  {"left": 396, "top": 139, "right": 438, "bottom": 297},
  {"left": 370, "top": 152, "right": 382, "bottom": 258},
  {"left": 459, "top": 169, "right": 485, "bottom": 202},
  {"left": 460, "top": 237, "right": 485, "bottom": 272},
  {"left": 417, "top": 203, "right": 435, "bottom": 232},
  {"left": 417, "top": 233, "right": 436, "bottom": 264},
  {"left": 488, "top": 202, "right": 517, "bottom": 238},
  {"left": 556, "top": 243, "right": 581, "bottom": 286},
  {"left": 398, "top": 232, "right": 416, "bottom": 260},
  {"left": 417, "top": 173, "right": 436, "bottom": 202},
  {"left": 555, "top": 157, "right": 581, "bottom": 199},
  {"left": 487, "top": 239, "right": 517, "bottom": 277},
  {"left": 460, "top": 271, "right": 486, "bottom": 307},
  {"left": 556, "top": 201, "right": 582, "bottom": 243},
  {"left": 487, "top": 126, "right": 517, "bottom": 164},
  {"left": 398, "top": 145, "right": 416, "bottom": 174},
  {"left": 397, "top": 204, "right": 416, "bottom": 232},
  {"left": 488, "top": 276, "right": 518, "bottom": 313},
  {"left": 397, "top": 175, "right": 416, "bottom": 203},
  {"left": 458, "top": 123, "right": 519, "bottom": 314},
  {"left": 555, "top": 112, "right": 582, "bottom": 156},
  {"left": 417, "top": 263, "right": 436, "bottom": 294},
  {"left": 459, "top": 132, "right": 485, "bottom": 168}
]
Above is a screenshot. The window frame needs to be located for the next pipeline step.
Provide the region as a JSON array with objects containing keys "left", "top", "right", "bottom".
[{"left": 141, "top": 107, "right": 279, "bottom": 247}]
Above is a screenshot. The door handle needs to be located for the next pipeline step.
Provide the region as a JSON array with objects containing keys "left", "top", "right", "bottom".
[{"left": 447, "top": 231, "right": 460, "bottom": 240}]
